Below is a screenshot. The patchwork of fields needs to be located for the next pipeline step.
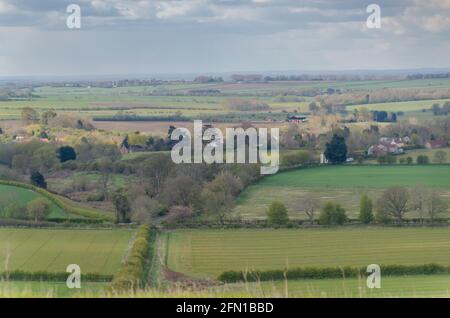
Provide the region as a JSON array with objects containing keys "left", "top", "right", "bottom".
[
  {"left": 165, "top": 228, "right": 450, "bottom": 278},
  {"left": 235, "top": 165, "right": 450, "bottom": 219},
  {"left": 0, "top": 228, "right": 133, "bottom": 274},
  {"left": 2, "top": 78, "right": 450, "bottom": 121}
]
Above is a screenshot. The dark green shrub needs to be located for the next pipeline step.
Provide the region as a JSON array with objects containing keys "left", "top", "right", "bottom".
[
  {"left": 30, "top": 171, "right": 46, "bottom": 189},
  {"left": 319, "top": 202, "right": 347, "bottom": 225},
  {"left": 417, "top": 155, "right": 430, "bottom": 164},
  {"left": 267, "top": 201, "right": 289, "bottom": 226}
]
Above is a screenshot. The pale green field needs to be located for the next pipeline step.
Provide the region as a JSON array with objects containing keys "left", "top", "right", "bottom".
[
  {"left": 348, "top": 98, "right": 450, "bottom": 112},
  {"left": 166, "top": 228, "right": 450, "bottom": 278},
  {"left": 397, "top": 147, "right": 450, "bottom": 163},
  {"left": 0, "top": 228, "right": 133, "bottom": 274}
]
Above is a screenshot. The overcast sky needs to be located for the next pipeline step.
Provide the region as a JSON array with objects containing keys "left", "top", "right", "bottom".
[{"left": 1, "top": 0, "right": 450, "bottom": 77}]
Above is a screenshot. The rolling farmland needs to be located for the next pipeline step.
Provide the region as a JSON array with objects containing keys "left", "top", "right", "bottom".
[
  {"left": 165, "top": 228, "right": 450, "bottom": 278},
  {"left": 235, "top": 165, "right": 450, "bottom": 219},
  {"left": 0, "top": 228, "right": 133, "bottom": 274},
  {"left": 0, "top": 184, "right": 76, "bottom": 219}
]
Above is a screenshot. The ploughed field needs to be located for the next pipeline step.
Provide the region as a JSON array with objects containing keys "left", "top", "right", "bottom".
[
  {"left": 235, "top": 165, "right": 450, "bottom": 220},
  {"left": 165, "top": 228, "right": 450, "bottom": 278},
  {"left": 0, "top": 228, "right": 133, "bottom": 274}
]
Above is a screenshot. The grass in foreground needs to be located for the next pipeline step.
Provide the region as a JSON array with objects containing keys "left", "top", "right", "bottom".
[
  {"left": 0, "top": 281, "right": 107, "bottom": 298},
  {"left": 3, "top": 275, "right": 450, "bottom": 298},
  {"left": 166, "top": 228, "right": 450, "bottom": 278},
  {"left": 217, "top": 274, "right": 450, "bottom": 298}
]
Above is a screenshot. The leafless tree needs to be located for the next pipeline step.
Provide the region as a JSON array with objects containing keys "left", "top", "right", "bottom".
[
  {"left": 409, "top": 186, "right": 429, "bottom": 224},
  {"left": 299, "top": 197, "right": 320, "bottom": 224},
  {"left": 377, "top": 187, "right": 409, "bottom": 223},
  {"left": 426, "top": 193, "right": 448, "bottom": 223}
]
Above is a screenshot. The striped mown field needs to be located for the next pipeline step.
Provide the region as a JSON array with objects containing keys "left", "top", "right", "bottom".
[
  {"left": 0, "top": 228, "right": 133, "bottom": 274},
  {"left": 166, "top": 228, "right": 450, "bottom": 278}
]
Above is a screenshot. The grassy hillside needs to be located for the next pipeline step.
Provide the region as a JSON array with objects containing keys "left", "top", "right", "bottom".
[
  {"left": 0, "top": 184, "right": 77, "bottom": 220},
  {"left": 0, "top": 180, "right": 115, "bottom": 221},
  {"left": 0, "top": 228, "right": 133, "bottom": 274},
  {"left": 166, "top": 228, "right": 450, "bottom": 278},
  {"left": 235, "top": 165, "right": 450, "bottom": 219}
]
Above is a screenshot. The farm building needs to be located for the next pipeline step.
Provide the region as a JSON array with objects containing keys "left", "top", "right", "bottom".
[
  {"left": 287, "top": 115, "right": 308, "bottom": 123},
  {"left": 368, "top": 137, "right": 409, "bottom": 156},
  {"left": 368, "top": 143, "right": 404, "bottom": 156},
  {"left": 120, "top": 136, "right": 146, "bottom": 154}
]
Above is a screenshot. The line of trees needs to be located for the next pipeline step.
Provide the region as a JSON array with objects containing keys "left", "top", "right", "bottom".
[{"left": 281, "top": 186, "right": 449, "bottom": 226}]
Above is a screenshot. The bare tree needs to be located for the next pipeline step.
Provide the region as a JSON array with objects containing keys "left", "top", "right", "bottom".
[
  {"left": 377, "top": 187, "right": 409, "bottom": 223},
  {"left": 426, "top": 193, "right": 448, "bottom": 223},
  {"left": 434, "top": 150, "right": 447, "bottom": 164},
  {"left": 299, "top": 197, "right": 320, "bottom": 224},
  {"left": 409, "top": 186, "right": 429, "bottom": 224},
  {"left": 97, "top": 162, "right": 111, "bottom": 201},
  {"left": 141, "top": 154, "right": 173, "bottom": 196}
]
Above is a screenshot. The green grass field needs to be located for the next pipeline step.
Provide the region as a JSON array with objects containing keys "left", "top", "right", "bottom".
[
  {"left": 397, "top": 148, "right": 450, "bottom": 163},
  {"left": 0, "top": 228, "right": 133, "bottom": 274},
  {"left": 5, "top": 275, "right": 450, "bottom": 297},
  {"left": 235, "top": 165, "right": 450, "bottom": 219},
  {"left": 219, "top": 275, "right": 450, "bottom": 298},
  {"left": 0, "top": 184, "right": 78, "bottom": 220},
  {"left": 166, "top": 228, "right": 450, "bottom": 278},
  {"left": 0, "top": 281, "right": 107, "bottom": 298}
]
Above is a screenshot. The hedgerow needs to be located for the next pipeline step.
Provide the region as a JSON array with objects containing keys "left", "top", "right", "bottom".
[
  {"left": 0, "top": 270, "right": 112, "bottom": 282},
  {"left": 110, "top": 225, "right": 151, "bottom": 292},
  {"left": 218, "top": 263, "right": 450, "bottom": 283},
  {"left": 0, "top": 179, "right": 114, "bottom": 222}
]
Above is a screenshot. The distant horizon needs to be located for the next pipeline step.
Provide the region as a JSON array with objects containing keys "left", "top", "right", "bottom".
[{"left": 2, "top": 67, "right": 450, "bottom": 83}]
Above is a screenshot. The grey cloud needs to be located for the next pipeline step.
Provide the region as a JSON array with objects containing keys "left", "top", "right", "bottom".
[{"left": 0, "top": 0, "right": 449, "bottom": 76}]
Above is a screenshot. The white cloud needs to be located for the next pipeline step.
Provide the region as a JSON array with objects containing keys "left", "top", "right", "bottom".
[
  {"left": 155, "top": 0, "right": 204, "bottom": 19},
  {"left": 422, "top": 15, "right": 450, "bottom": 33},
  {"left": 0, "top": 0, "right": 16, "bottom": 13}
]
